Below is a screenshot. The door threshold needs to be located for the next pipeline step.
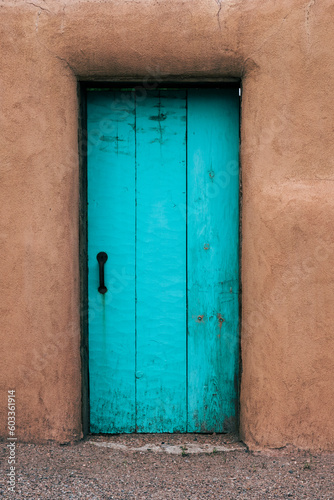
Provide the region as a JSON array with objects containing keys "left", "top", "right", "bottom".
[{"left": 86, "top": 433, "right": 244, "bottom": 454}]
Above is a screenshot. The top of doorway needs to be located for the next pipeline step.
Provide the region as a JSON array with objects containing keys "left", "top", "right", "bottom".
[{"left": 81, "top": 80, "right": 240, "bottom": 92}]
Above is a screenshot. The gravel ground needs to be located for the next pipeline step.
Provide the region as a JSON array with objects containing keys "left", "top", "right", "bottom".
[{"left": 1, "top": 434, "right": 333, "bottom": 499}]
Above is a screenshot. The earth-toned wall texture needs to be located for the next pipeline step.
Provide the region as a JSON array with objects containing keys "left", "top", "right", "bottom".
[{"left": 1, "top": 0, "right": 333, "bottom": 450}]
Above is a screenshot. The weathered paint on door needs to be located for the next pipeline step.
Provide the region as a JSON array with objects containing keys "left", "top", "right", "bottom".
[{"left": 87, "top": 88, "right": 239, "bottom": 433}]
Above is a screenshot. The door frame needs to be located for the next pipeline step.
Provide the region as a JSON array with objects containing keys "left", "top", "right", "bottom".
[{"left": 78, "top": 80, "right": 242, "bottom": 436}]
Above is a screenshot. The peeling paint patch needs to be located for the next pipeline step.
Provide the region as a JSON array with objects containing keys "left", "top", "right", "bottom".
[
  {"left": 217, "top": 313, "right": 225, "bottom": 329},
  {"left": 99, "top": 135, "right": 123, "bottom": 142},
  {"left": 149, "top": 113, "right": 167, "bottom": 121}
]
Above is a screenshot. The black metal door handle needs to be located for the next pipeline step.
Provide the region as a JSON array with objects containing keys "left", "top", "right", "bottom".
[{"left": 96, "top": 252, "right": 108, "bottom": 294}]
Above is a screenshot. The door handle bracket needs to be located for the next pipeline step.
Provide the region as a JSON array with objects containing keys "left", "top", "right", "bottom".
[{"left": 97, "top": 252, "right": 108, "bottom": 294}]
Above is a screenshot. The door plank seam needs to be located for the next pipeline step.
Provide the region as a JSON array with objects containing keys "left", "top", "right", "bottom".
[
  {"left": 134, "top": 90, "right": 138, "bottom": 432},
  {"left": 185, "top": 90, "right": 189, "bottom": 432}
]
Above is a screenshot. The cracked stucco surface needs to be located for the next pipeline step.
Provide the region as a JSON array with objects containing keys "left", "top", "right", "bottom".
[{"left": 0, "top": 0, "right": 334, "bottom": 450}]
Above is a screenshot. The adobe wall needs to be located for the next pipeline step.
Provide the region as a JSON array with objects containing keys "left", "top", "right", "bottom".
[{"left": 1, "top": 0, "right": 333, "bottom": 450}]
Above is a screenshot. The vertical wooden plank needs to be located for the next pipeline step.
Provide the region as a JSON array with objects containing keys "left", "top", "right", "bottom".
[
  {"left": 136, "top": 90, "right": 187, "bottom": 432},
  {"left": 87, "top": 91, "right": 136, "bottom": 433},
  {"left": 187, "top": 88, "right": 240, "bottom": 432}
]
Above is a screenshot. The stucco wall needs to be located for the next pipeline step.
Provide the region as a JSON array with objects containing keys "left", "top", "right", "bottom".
[{"left": 1, "top": 0, "right": 333, "bottom": 450}]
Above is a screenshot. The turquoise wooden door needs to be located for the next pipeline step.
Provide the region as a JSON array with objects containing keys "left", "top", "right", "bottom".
[{"left": 87, "top": 88, "right": 239, "bottom": 433}]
